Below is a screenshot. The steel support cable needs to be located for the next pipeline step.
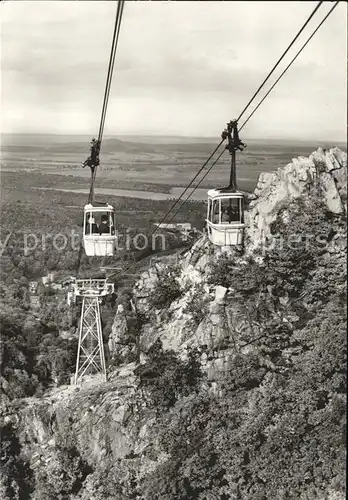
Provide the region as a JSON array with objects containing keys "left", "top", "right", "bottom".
[
  {"left": 166, "top": 149, "right": 226, "bottom": 226},
  {"left": 172, "top": 0, "right": 340, "bottom": 211},
  {"left": 113, "top": 1, "right": 324, "bottom": 244},
  {"left": 189, "top": 150, "right": 228, "bottom": 201},
  {"left": 239, "top": 1, "right": 340, "bottom": 131},
  {"left": 89, "top": 0, "right": 124, "bottom": 204},
  {"left": 108, "top": 126, "right": 228, "bottom": 283},
  {"left": 236, "top": 1, "right": 323, "bottom": 122},
  {"left": 77, "top": 1, "right": 125, "bottom": 275},
  {"left": 98, "top": 1, "right": 125, "bottom": 144},
  {"left": 107, "top": 147, "right": 227, "bottom": 282},
  {"left": 149, "top": 139, "right": 225, "bottom": 233},
  {"left": 98, "top": 0, "right": 125, "bottom": 146},
  {"left": 104, "top": 1, "right": 327, "bottom": 282},
  {"left": 155, "top": 1, "right": 326, "bottom": 225}
]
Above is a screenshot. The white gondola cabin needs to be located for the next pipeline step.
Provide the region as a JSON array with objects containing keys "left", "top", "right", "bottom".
[
  {"left": 83, "top": 204, "right": 116, "bottom": 256},
  {"left": 206, "top": 189, "right": 245, "bottom": 246}
]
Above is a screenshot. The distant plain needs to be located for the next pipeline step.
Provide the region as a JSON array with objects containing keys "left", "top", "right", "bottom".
[
  {"left": 1, "top": 133, "right": 346, "bottom": 233},
  {"left": 2, "top": 133, "right": 346, "bottom": 195}
]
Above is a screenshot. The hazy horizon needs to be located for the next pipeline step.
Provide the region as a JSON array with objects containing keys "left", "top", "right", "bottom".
[
  {"left": 1, "top": 1, "right": 347, "bottom": 141},
  {"left": 1, "top": 131, "right": 347, "bottom": 147}
]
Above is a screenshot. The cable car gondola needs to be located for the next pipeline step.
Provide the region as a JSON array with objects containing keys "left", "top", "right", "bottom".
[
  {"left": 83, "top": 203, "right": 116, "bottom": 257},
  {"left": 81, "top": 138, "right": 117, "bottom": 257},
  {"left": 206, "top": 188, "right": 245, "bottom": 246},
  {"left": 206, "top": 120, "right": 246, "bottom": 247}
]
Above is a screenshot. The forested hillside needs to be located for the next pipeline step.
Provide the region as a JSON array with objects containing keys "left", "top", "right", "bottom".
[{"left": 0, "top": 148, "right": 346, "bottom": 499}]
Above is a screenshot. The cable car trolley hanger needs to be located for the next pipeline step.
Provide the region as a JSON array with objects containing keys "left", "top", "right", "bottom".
[{"left": 206, "top": 120, "right": 246, "bottom": 247}]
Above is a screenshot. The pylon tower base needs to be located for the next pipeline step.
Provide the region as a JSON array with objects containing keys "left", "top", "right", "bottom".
[{"left": 72, "top": 279, "right": 114, "bottom": 384}]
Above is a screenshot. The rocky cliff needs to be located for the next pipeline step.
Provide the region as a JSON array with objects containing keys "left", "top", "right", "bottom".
[
  {"left": 110, "top": 147, "right": 346, "bottom": 360},
  {"left": 246, "top": 147, "right": 346, "bottom": 249},
  {"left": 1, "top": 147, "right": 346, "bottom": 500}
]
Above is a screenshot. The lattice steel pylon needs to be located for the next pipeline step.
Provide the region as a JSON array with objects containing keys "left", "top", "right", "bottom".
[{"left": 72, "top": 278, "right": 114, "bottom": 384}]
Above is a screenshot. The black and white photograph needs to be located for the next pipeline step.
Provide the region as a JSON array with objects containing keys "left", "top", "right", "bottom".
[{"left": 0, "top": 0, "right": 347, "bottom": 499}]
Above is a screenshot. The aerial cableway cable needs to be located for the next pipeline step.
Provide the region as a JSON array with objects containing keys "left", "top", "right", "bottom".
[
  {"left": 106, "top": 1, "right": 333, "bottom": 281},
  {"left": 88, "top": 0, "right": 125, "bottom": 205},
  {"left": 147, "top": 140, "right": 225, "bottom": 231},
  {"left": 111, "top": 148, "right": 228, "bottom": 280},
  {"left": 239, "top": 0, "right": 340, "bottom": 132},
  {"left": 98, "top": 0, "right": 125, "bottom": 146},
  {"left": 106, "top": 141, "right": 225, "bottom": 280},
  {"left": 236, "top": 0, "right": 323, "bottom": 122},
  {"left": 165, "top": 149, "right": 226, "bottom": 227},
  {"left": 141, "top": 0, "right": 325, "bottom": 235},
  {"left": 166, "top": 0, "right": 340, "bottom": 218},
  {"left": 76, "top": 1, "right": 125, "bottom": 275}
]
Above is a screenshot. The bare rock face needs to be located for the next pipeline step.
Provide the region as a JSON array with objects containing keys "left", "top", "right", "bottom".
[
  {"left": 6, "top": 366, "right": 159, "bottom": 499},
  {"left": 138, "top": 264, "right": 210, "bottom": 355},
  {"left": 183, "top": 234, "right": 239, "bottom": 270},
  {"left": 108, "top": 305, "right": 130, "bottom": 360},
  {"left": 113, "top": 147, "right": 347, "bottom": 373},
  {"left": 133, "top": 266, "right": 162, "bottom": 314},
  {"left": 310, "top": 146, "right": 346, "bottom": 172},
  {"left": 184, "top": 297, "right": 227, "bottom": 352},
  {"left": 319, "top": 172, "right": 344, "bottom": 213},
  {"left": 246, "top": 147, "right": 347, "bottom": 250},
  {"left": 110, "top": 146, "right": 347, "bottom": 370},
  {"left": 183, "top": 235, "right": 214, "bottom": 270}
]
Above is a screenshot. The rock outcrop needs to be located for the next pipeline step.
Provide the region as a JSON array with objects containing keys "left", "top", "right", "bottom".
[
  {"left": 108, "top": 305, "right": 132, "bottom": 360},
  {"left": 1, "top": 365, "right": 163, "bottom": 500},
  {"left": 246, "top": 147, "right": 347, "bottom": 249},
  {"left": 105, "top": 147, "right": 348, "bottom": 375}
]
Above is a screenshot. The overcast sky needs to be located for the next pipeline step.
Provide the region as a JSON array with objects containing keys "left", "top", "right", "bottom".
[{"left": 1, "top": 0, "right": 347, "bottom": 140}]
